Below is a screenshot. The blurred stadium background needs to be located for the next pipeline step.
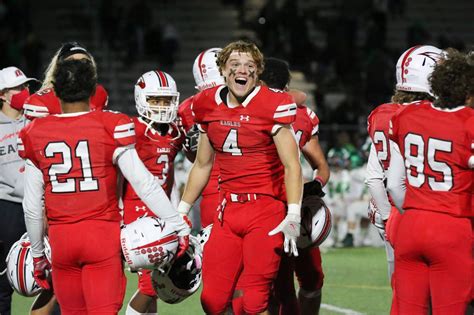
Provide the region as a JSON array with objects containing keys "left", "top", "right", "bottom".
[{"left": 2, "top": 0, "right": 472, "bottom": 313}]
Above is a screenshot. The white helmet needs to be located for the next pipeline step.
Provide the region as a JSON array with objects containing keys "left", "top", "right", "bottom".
[
  {"left": 297, "top": 196, "right": 333, "bottom": 249},
  {"left": 152, "top": 236, "right": 202, "bottom": 304},
  {"left": 5, "top": 233, "right": 51, "bottom": 297},
  {"left": 120, "top": 216, "right": 179, "bottom": 271},
  {"left": 134, "top": 71, "right": 180, "bottom": 123},
  {"left": 192, "top": 48, "right": 225, "bottom": 91},
  {"left": 396, "top": 45, "right": 444, "bottom": 96},
  {"left": 196, "top": 224, "right": 212, "bottom": 249}
]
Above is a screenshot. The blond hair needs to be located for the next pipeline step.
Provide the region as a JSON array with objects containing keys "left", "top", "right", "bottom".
[
  {"left": 41, "top": 48, "right": 97, "bottom": 90},
  {"left": 216, "top": 40, "right": 264, "bottom": 76}
]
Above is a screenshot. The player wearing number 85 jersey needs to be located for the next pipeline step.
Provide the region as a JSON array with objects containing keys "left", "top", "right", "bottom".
[
  {"left": 387, "top": 49, "right": 474, "bottom": 314},
  {"left": 177, "top": 41, "right": 303, "bottom": 314},
  {"left": 18, "top": 59, "right": 190, "bottom": 314}
]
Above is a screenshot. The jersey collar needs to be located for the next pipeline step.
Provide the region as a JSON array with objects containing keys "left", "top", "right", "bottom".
[{"left": 215, "top": 85, "right": 261, "bottom": 108}]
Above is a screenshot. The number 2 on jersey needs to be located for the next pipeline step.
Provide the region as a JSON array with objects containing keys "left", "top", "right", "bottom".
[{"left": 45, "top": 140, "right": 99, "bottom": 193}]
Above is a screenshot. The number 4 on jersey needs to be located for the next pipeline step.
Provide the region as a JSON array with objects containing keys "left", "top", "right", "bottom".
[{"left": 222, "top": 129, "right": 242, "bottom": 156}]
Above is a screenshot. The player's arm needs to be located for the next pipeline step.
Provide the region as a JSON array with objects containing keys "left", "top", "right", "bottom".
[
  {"left": 178, "top": 131, "right": 215, "bottom": 215},
  {"left": 366, "top": 144, "right": 392, "bottom": 220},
  {"left": 386, "top": 140, "right": 406, "bottom": 212},
  {"left": 301, "top": 135, "right": 330, "bottom": 197},
  {"left": 22, "top": 159, "right": 46, "bottom": 258},
  {"left": 269, "top": 125, "right": 303, "bottom": 256},
  {"left": 116, "top": 146, "right": 191, "bottom": 256}
]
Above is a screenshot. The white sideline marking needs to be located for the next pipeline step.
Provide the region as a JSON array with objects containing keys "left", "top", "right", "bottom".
[{"left": 321, "top": 303, "right": 365, "bottom": 315}]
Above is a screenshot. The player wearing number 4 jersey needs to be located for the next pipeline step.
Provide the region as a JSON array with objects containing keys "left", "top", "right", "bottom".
[
  {"left": 387, "top": 49, "right": 474, "bottom": 315},
  {"left": 178, "top": 41, "right": 303, "bottom": 314},
  {"left": 18, "top": 59, "right": 190, "bottom": 314}
]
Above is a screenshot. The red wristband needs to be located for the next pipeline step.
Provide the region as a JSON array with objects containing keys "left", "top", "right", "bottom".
[{"left": 314, "top": 176, "right": 326, "bottom": 187}]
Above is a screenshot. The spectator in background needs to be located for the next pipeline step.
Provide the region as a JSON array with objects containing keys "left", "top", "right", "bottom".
[
  {"left": 0, "top": 66, "right": 37, "bottom": 315},
  {"left": 22, "top": 31, "right": 45, "bottom": 79},
  {"left": 160, "top": 20, "right": 180, "bottom": 71}
]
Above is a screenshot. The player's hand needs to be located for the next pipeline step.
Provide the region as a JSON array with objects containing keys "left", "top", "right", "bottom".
[
  {"left": 368, "top": 199, "right": 386, "bottom": 237},
  {"left": 268, "top": 210, "right": 301, "bottom": 257},
  {"left": 173, "top": 214, "right": 192, "bottom": 258},
  {"left": 32, "top": 256, "right": 51, "bottom": 290},
  {"left": 303, "top": 180, "right": 325, "bottom": 198}
]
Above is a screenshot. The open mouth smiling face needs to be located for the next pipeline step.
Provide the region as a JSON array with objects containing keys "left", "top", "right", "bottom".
[{"left": 224, "top": 51, "right": 258, "bottom": 103}]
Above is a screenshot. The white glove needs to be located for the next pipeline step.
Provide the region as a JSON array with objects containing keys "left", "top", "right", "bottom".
[{"left": 268, "top": 204, "right": 301, "bottom": 257}]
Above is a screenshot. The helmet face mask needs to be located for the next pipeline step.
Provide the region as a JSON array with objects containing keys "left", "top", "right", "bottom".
[
  {"left": 135, "top": 71, "right": 180, "bottom": 124},
  {"left": 395, "top": 45, "right": 444, "bottom": 96},
  {"left": 152, "top": 236, "right": 202, "bottom": 304},
  {"left": 193, "top": 48, "right": 225, "bottom": 91}
]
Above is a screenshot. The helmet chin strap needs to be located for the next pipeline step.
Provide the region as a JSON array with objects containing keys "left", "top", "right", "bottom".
[{"left": 141, "top": 117, "right": 182, "bottom": 142}]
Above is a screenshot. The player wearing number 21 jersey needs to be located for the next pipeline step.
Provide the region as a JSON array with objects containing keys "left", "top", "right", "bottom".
[
  {"left": 386, "top": 49, "right": 473, "bottom": 314},
  {"left": 18, "top": 59, "right": 190, "bottom": 314}
]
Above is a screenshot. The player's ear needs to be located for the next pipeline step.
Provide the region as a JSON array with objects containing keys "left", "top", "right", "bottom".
[{"left": 465, "top": 94, "right": 474, "bottom": 108}]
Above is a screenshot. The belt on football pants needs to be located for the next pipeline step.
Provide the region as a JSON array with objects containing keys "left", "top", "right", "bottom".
[{"left": 228, "top": 193, "right": 259, "bottom": 203}]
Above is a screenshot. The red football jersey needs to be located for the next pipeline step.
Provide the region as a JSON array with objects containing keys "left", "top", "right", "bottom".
[
  {"left": 293, "top": 105, "right": 320, "bottom": 149},
  {"left": 122, "top": 117, "right": 185, "bottom": 201},
  {"left": 18, "top": 111, "right": 135, "bottom": 224},
  {"left": 192, "top": 85, "right": 297, "bottom": 198},
  {"left": 177, "top": 96, "right": 195, "bottom": 134},
  {"left": 389, "top": 102, "right": 474, "bottom": 217},
  {"left": 178, "top": 95, "right": 219, "bottom": 197},
  {"left": 367, "top": 102, "right": 404, "bottom": 170},
  {"left": 23, "top": 84, "right": 108, "bottom": 120}
]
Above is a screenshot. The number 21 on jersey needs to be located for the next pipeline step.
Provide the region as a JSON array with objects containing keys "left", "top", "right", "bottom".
[{"left": 45, "top": 140, "right": 99, "bottom": 193}]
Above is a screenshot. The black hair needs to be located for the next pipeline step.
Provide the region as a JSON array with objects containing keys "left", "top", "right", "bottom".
[
  {"left": 57, "top": 41, "right": 91, "bottom": 61},
  {"left": 430, "top": 49, "right": 474, "bottom": 108},
  {"left": 53, "top": 59, "right": 97, "bottom": 103},
  {"left": 260, "top": 57, "right": 291, "bottom": 90}
]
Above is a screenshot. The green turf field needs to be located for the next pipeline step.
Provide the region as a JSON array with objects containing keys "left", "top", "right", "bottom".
[{"left": 12, "top": 247, "right": 391, "bottom": 314}]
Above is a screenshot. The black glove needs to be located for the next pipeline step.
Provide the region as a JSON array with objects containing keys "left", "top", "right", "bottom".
[
  {"left": 183, "top": 125, "right": 199, "bottom": 153},
  {"left": 303, "top": 179, "right": 325, "bottom": 198}
]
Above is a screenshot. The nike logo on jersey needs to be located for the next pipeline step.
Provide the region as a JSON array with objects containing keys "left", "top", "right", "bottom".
[{"left": 220, "top": 120, "right": 241, "bottom": 127}]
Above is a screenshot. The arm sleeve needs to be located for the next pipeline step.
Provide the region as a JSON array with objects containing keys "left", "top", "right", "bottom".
[
  {"left": 116, "top": 147, "right": 181, "bottom": 220},
  {"left": 22, "top": 159, "right": 46, "bottom": 258},
  {"left": 366, "top": 144, "right": 392, "bottom": 220},
  {"left": 386, "top": 140, "right": 406, "bottom": 212}
]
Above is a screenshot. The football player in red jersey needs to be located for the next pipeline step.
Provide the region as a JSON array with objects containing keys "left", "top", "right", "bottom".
[
  {"left": 365, "top": 45, "right": 444, "bottom": 314},
  {"left": 23, "top": 42, "right": 108, "bottom": 120},
  {"left": 178, "top": 47, "right": 225, "bottom": 229},
  {"left": 19, "top": 58, "right": 190, "bottom": 314},
  {"left": 177, "top": 41, "right": 303, "bottom": 314},
  {"left": 386, "top": 49, "right": 473, "bottom": 314},
  {"left": 260, "top": 58, "right": 329, "bottom": 315},
  {"left": 123, "top": 70, "right": 188, "bottom": 315}
]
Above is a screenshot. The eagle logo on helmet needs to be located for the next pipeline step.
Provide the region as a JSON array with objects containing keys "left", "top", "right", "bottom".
[{"left": 297, "top": 196, "right": 333, "bottom": 249}]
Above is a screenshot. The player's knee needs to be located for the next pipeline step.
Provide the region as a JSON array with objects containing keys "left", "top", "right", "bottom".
[
  {"left": 242, "top": 287, "right": 270, "bottom": 314},
  {"left": 201, "top": 288, "right": 229, "bottom": 315}
]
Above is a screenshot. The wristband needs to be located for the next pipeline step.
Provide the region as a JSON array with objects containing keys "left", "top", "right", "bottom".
[
  {"left": 314, "top": 175, "right": 326, "bottom": 187},
  {"left": 177, "top": 200, "right": 192, "bottom": 215},
  {"left": 287, "top": 203, "right": 301, "bottom": 216}
]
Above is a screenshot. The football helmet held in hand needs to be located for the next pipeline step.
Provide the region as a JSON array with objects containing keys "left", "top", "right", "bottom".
[
  {"left": 5, "top": 233, "right": 52, "bottom": 296},
  {"left": 297, "top": 195, "right": 332, "bottom": 249},
  {"left": 120, "top": 216, "right": 179, "bottom": 271}
]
